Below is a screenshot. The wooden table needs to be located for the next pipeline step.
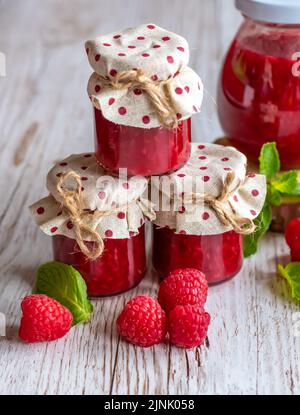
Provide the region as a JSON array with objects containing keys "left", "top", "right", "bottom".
[{"left": 0, "top": 0, "right": 299, "bottom": 395}]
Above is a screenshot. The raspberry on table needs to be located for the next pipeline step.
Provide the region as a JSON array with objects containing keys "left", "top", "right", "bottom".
[
  {"left": 168, "top": 305, "right": 210, "bottom": 349},
  {"left": 158, "top": 268, "right": 208, "bottom": 313},
  {"left": 19, "top": 294, "right": 73, "bottom": 343},
  {"left": 117, "top": 295, "right": 167, "bottom": 347},
  {"left": 285, "top": 218, "right": 300, "bottom": 261}
]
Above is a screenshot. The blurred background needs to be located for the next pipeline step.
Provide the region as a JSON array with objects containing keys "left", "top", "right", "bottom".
[{"left": 0, "top": 0, "right": 241, "bottom": 168}]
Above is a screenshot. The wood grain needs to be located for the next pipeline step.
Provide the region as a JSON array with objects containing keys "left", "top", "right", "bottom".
[{"left": 0, "top": 0, "right": 299, "bottom": 395}]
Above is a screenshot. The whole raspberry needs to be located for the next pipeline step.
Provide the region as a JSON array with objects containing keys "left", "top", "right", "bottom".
[
  {"left": 158, "top": 268, "right": 208, "bottom": 313},
  {"left": 19, "top": 294, "right": 73, "bottom": 343},
  {"left": 285, "top": 218, "right": 300, "bottom": 261},
  {"left": 168, "top": 305, "right": 210, "bottom": 349},
  {"left": 117, "top": 295, "right": 167, "bottom": 347}
]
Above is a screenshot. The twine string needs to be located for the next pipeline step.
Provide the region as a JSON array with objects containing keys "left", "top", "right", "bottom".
[
  {"left": 183, "top": 171, "right": 255, "bottom": 235},
  {"left": 56, "top": 171, "right": 155, "bottom": 260},
  {"left": 96, "top": 69, "right": 179, "bottom": 129}
]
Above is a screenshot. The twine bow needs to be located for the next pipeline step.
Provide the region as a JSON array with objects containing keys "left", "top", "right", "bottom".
[
  {"left": 56, "top": 171, "right": 154, "bottom": 260},
  {"left": 183, "top": 172, "right": 255, "bottom": 235},
  {"left": 57, "top": 172, "right": 105, "bottom": 260},
  {"left": 95, "top": 69, "right": 179, "bottom": 129}
]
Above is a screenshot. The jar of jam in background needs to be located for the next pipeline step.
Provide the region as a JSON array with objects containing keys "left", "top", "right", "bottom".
[
  {"left": 218, "top": 0, "right": 300, "bottom": 169},
  {"left": 53, "top": 225, "right": 146, "bottom": 297},
  {"left": 152, "top": 225, "right": 243, "bottom": 284},
  {"left": 94, "top": 108, "right": 191, "bottom": 177}
]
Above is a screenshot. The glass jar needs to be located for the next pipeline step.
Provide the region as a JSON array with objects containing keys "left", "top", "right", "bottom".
[
  {"left": 94, "top": 108, "right": 191, "bottom": 177},
  {"left": 53, "top": 225, "right": 146, "bottom": 297},
  {"left": 218, "top": 0, "right": 300, "bottom": 169},
  {"left": 152, "top": 225, "right": 243, "bottom": 284}
]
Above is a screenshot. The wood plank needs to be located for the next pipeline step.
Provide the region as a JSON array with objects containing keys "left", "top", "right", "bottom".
[{"left": 0, "top": 0, "right": 300, "bottom": 396}]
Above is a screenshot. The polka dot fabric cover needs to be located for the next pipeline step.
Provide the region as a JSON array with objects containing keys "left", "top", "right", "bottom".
[
  {"left": 85, "top": 23, "right": 203, "bottom": 128},
  {"left": 153, "top": 143, "right": 267, "bottom": 236},
  {"left": 29, "top": 154, "right": 154, "bottom": 241}
]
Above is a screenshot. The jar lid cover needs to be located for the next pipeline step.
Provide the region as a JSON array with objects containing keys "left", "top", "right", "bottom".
[
  {"left": 236, "top": 0, "right": 300, "bottom": 24},
  {"left": 153, "top": 143, "right": 267, "bottom": 236},
  {"left": 29, "top": 154, "right": 155, "bottom": 241},
  {"left": 85, "top": 23, "right": 203, "bottom": 128}
]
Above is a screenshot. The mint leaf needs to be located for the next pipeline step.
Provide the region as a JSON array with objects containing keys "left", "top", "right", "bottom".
[
  {"left": 259, "top": 142, "right": 280, "bottom": 179},
  {"left": 278, "top": 263, "right": 300, "bottom": 302},
  {"left": 272, "top": 170, "right": 299, "bottom": 195},
  {"left": 267, "top": 185, "right": 282, "bottom": 206},
  {"left": 35, "top": 261, "right": 93, "bottom": 326},
  {"left": 243, "top": 203, "right": 272, "bottom": 258},
  {"left": 282, "top": 182, "right": 300, "bottom": 197}
]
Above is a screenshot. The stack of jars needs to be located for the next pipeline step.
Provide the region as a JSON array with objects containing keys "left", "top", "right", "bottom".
[{"left": 30, "top": 23, "right": 266, "bottom": 297}]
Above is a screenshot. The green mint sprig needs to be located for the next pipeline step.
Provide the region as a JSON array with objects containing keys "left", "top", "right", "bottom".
[
  {"left": 244, "top": 142, "right": 300, "bottom": 258},
  {"left": 35, "top": 261, "right": 93, "bottom": 326},
  {"left": 278, "top": 263, "right": 300, "bottom": 302}
]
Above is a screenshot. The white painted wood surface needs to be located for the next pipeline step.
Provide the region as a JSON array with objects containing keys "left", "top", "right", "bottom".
[{"left": 0, "top": 0, "right": 299, "bottom": 395}]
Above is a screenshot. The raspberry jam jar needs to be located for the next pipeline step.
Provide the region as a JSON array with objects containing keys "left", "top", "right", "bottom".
[
  {"left": 85, "top": 23, "right": 203, "bottom": 176},
  {"left": 94, "top": 109, "right": 191, "bottom": 176},
  {"left": 30, "top": 153, "right": 152, "bottom": 297},
  {"left": 151, "top": 143, "right": 267, "bottom": 284},
  {"left": 218, "top": 0, "right": 300, "bottom": 169},
  {"left": 152, "top": 225, "right": 243, "bottom": 284},
  {"left": 53, "top": 225, "right": 146, "bottom": 297}
]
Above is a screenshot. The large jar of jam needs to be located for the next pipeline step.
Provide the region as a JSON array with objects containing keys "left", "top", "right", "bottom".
[
  {"left": 151, "top": 143, "right": 267, "bottom": 284},
  {"left": 218, "top": 0, "right": 300, "bottom": 169},
  {"left": 85, "top": 23, "right": 203, "bottom": 176},
  {"left": 30, "top": 153, "right": 153, "bottom": 297}
]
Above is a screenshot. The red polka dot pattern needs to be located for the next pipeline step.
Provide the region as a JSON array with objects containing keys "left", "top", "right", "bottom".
[
  {"left": 98, "top": 191, "right": 106, "bottom": 200},
  {"left": 37, "top": 207, "right": 45, "bottom": 215},
  {"left": 109, "top": 69, "right": 117, "bottom": 77},
  {"left": 202, "top": 212, "right": 209, "bottom": 220},
  {"left": 118, "top": 107, "right": 127, "bottom": 115},
  {"left": 150, "top": 143, "right": 266, "bottom": 236},
  {"left": 86, "top": 24, "right": 204, "bottom": 128},
  {"left": 134, "top": 88, "right": 142, "bottom": 95},
  {"left": 142, "top": 115, "right": 150, "bottom": 124}
]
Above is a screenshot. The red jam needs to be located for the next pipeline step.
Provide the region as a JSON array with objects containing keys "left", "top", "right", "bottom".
[
  {"left": 218, "top": 19, "right": 300, "bottom": 169},
  {"left": 53, "top": 225, "right": 146, "bottom": 297},
  {"left": 152, "top": 225, "right": 243, "bottom": 284},
  {"left": 94, "top": 108, "right": 191, "bottom": 176}
]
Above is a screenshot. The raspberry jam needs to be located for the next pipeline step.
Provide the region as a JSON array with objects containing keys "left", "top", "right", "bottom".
[
  {"left": 94, "top": 108, "right": 191, "bottom": 176},
  {"left": 53, "top": 225, "right": 146, "bottom": 297},
  {"left": 152, "top": 225, "right": 243, "bottom": 284},
  {"left": 218, "top": 18, "right": 300, "bottom": 169}
]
